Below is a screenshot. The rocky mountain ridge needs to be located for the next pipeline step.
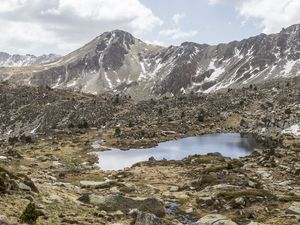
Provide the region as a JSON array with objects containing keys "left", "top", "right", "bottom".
[
  {"left": 0, "top": 52, "right": 60, "bottom": 67},
  {"left": 1, "top": 24, "right": 300, "bottom": 99}
]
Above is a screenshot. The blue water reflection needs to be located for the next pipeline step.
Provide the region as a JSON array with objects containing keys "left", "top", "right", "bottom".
[{"left": 95, "top": 133, "right": 256, "bottom": 171}]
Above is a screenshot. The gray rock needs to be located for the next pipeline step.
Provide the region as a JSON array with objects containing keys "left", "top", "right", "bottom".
[
  {"left": 169, "top": 186, "right": 179, "bottom": 192},
  {"left": 78, "top": 194, "right": 165, "bottom": 217},
  {"left": 234, "top": 197, "right": 245, "bottom": 207},
  {"left": 248, "top": 180, "right": 256, "bottom": 188},
  {"left": 49, "top": 194, "right": 62, "bottom": 202},
  {"left": 148, "top": 156, "right": 156, "bottom": 161},
  {"left": 18, "top": 182, "right": 32, "bottom": 192},
  {"left": 79, "top": 180, "right": 114, "bottom": 189},
  {"left": 185, "top": 208, "right": 194, "bottom": 214},
  {"left": 24, "top": 195, "right": 34, "bottom": 202},
  {"left": 193, "top": 214, "right": 237, "bottom": 225},
  {"left": 256, "top": 170, "right": 273, "bottom": 180},
  {"left": 134, "top": 211, "right": 171, "bottom": 225},
  {"left": 202, "top": 184, "right": 240, "bottom": 192},
  {"left": 110, "top": 187, "right": 120, "bottom": 194},
  {"left": 197, "top": 196, "right": 214, "bottom": 207},
  {"left": 286, "top": 201, "right": 300, "bottom": 215}
]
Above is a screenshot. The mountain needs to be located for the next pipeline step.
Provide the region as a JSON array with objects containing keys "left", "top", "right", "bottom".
[
  {"left": 0, "top": 52, "right": 60, "bottom": 67},
  {"left": 1, "top": 24, "right": 300, "bottom": 99}
]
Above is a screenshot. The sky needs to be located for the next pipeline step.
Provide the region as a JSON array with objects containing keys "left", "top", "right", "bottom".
[{"left": 0, "top": 0, "right": 300, "bottom": 56}]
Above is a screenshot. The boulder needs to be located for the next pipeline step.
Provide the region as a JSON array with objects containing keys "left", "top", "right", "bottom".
[
  {"left": 192, "top": 214, "right": 237, "bottom": 225},
  {"left": 79, "top": 180, "right": 114, "bottom": 189},
  {"left": 286, "top": 201, "right": 300, "bottom": 216},
  {"left": 169, "top": 186, "right": 179, "bottom": 192},
  {"left": 78, "top": 194, "right": 165, "bottom": 217},
  {"left": 18, "top": 182, "right": 32, "bottom": 192},
  {"left": 234, "top": 197, "right": 245, "bottom": 207},
  {"left": 133, "top": 211, "right": 171, "bottom": 225}
]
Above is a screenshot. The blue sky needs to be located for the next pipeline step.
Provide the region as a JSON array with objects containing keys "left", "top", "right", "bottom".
[
  {"left": 139, "top": 0, "right": 261, "bottom": 46},
  {"left": 0, "top": 0, "right": 299, "bottom": 55}
]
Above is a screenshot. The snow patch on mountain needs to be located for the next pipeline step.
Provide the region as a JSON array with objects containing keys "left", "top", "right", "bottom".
[
  {"left": 282, "top": 124, "right": 300, "bottom": 136},
  {"left": 0, "top": 52, "right": 60, "bottom": 67}
]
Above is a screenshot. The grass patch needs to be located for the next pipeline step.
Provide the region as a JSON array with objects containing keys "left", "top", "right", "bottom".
[
  {"left": 202, "top": 165, "right": 228, "bottom": 174},
  {"left": 192, "top": 155, "right": 223, "bottom": 164},
  {"left": 217, "top": 189, "right": 275, "bottom": 200},
  {"left": 201, "top": 160, "right": 244, "bottom": 174},
  {"left": 279, "top": 194, "right": 300, "bottom": 202}
]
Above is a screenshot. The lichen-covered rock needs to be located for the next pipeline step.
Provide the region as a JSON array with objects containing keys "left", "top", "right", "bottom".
[{"left": 78, "top": 194, "right": 165, "bottom": 217}]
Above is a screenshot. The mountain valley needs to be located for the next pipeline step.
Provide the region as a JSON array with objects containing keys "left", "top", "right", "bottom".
[{"left": 0, "top": 22, "right": 300, "bottom": 225}]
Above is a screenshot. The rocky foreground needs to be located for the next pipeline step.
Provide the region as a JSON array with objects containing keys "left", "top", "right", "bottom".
[{"left": 0, "top": 77, "right": 299, "bottom": 224}]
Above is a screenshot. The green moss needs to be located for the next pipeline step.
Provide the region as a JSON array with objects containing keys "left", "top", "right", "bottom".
[{"left": 20, "top": 203, "right": 42, "bottom": 224}]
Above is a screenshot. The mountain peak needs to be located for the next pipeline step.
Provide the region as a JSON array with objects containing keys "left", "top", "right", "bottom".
[
  {"left": 98, "top": 29, "right": 135, "bottom": 41},
  {"left": 91, "top": 29, "right": 137, "bottom": 52},
  {"left": 2, "top": 22, "right": 300, "bottom": 99},
  {"left": 110, "top": 29, "right": 132, "bottom": 35}
]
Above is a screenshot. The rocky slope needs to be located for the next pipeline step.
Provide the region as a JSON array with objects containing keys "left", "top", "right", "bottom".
[
  {"left": 1, "top": 24, "right": 300, "bottom": 99},
  {"left": 0, "top": 70, "right": 299, "bottom": 224},
  {"left": 0, "top": 52, "right": 60, "bottom": 67},
  {"left": 0, "top": 78, "right": 299, "bottom": 224},
  {"left": 0, "top": 76, "right": 299, "bottom": 142}
]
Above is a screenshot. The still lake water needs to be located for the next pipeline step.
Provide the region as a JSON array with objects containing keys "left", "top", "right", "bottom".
[{"left": 95, "top": 133, "right": 256, "bottom": 171}]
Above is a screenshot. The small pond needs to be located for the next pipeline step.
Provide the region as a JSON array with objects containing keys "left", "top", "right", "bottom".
[{"left": 94, "top": 133, "right": 256, "bottom": 171}]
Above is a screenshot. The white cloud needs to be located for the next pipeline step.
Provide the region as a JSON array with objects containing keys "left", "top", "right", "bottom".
[
  {"left": 209, "top": 0, "right": 300, "bottom": 33},
  {"left": 172, "top": 13, "right": 185, "bottom": 25},
  {"left": 145, "top": 40, "right": 166, "bottom": 47},
  {"left": 0, "top": 0, "right": 24, "bottom": 12},
  {"left": 0, "top": 0, "right": 162, "bottom": 55},
  {"left": 159, "top": 12, "right": 198, "bottom": 41},
  {"left": 43, "top": 0, "right": 162, "bottom": 32},
  {"left": 159, "top": 28, "right": 198, "bottom": 40}
]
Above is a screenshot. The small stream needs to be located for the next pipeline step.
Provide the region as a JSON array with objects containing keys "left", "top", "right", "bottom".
[{"left": 94, "top": 133, "right": 257, "bottom": 171}]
